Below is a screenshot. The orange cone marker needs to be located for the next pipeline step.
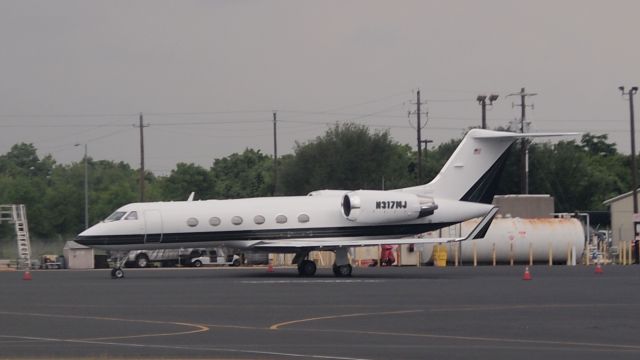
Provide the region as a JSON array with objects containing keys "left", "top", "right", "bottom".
[
  {"left": 22, "top": 271, "right": 32, "bottom": 281},
  {"left": 595, "top": 263, "right": 603, "bottom": 274},
  {"left": 522, "top": 266, "right": 532, "bottom": 281}
]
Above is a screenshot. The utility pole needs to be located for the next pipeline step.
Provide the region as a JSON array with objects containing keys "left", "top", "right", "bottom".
[
  {"left": 82, "top": 144, "right": 88, "bottom": 229},
  {"left": 619, "top": 86, "right": 639, "bottom": 264},
  {"left": 75, "top": 143, "right": 89, "bottom": 229},
  {"left": 420, "top": 139, "right": 433, "bottom": 175},
  {"left": 417, "top": 90, "right": 423, "bottom": 184},
  {"left": 136, "top": 113, "right": 150, "bottom": 202},
  {"left": 508, "top": 88, "right": 536, "bottom": 194},
  {"left": 409, "top": 90, "right": 427, "bottom": 184},
  {"left": 273, "top": 111, "right": 278, "bottom": 196},
  {"left": 476, "top": 94, "right": 499, "bottom": 129}
]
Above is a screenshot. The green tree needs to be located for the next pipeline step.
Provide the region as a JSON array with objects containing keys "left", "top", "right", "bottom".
[
  {"left": 210, "top": 149, "right": 273, "bottom": 199},
  {"left": 156, "top": 163, "right": 212, "bottom": 201},
  {"left": 279, "top": 123, "right": 414, "bottom": 194},
  {"left": 527, "top": 133, "right": 627, "bottom": 211}
]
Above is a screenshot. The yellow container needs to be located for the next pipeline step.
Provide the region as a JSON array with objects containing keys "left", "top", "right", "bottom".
[{"left": 433, "top": 244, "right": 448, "bottom": 267}]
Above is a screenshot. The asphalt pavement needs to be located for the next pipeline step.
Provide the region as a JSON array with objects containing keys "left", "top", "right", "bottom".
[{"left": 1, "top": 265, "right": 639, "bottom": 359}]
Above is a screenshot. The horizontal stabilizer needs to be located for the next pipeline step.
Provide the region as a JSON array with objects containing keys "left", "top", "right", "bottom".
[{"left": 473, "top": 131, "right": 580, "bottom": 139}]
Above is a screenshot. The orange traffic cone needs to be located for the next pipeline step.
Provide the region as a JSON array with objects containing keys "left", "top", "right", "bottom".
[
  {"left": 595, "top": 263, "right": 603, "bottom": 274},
  {"left": 522, "top": 266, "right": 532, "bottom": 281},
  {"left": 22, "top": 271, "right": 32, "bottom": 281}
]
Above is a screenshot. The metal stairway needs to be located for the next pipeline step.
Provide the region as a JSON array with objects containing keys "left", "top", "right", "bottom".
[{"left": 0, "top": 204, "right": 32, "bottom": 269}]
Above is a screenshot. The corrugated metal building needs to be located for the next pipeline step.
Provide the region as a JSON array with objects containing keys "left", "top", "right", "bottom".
[
  {"left": 603, "top": 190, "right": 637, "bottom": 245},
  {"left": 492, "top": 194, "right": 554, "bottom": 218}
]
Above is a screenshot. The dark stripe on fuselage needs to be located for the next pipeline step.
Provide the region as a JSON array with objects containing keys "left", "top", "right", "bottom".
[{"left": 75, "top": 222, "right": 456, "bottom": 247}]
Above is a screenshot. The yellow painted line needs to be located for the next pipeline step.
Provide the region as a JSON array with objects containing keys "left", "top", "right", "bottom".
[
  {"left": 199, "top": 323, "right": 265, "bottom": 331},
  {"left": 270, "top": 309, "right": 423, "bottom": 330},
  {"left": 0, "top": 310, "right": 209, "bottom": 341},
  {"left": 84, "top": 321, "right": 209, "bottom": 341}
]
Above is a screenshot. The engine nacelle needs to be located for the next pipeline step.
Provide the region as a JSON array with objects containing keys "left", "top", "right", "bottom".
[{"left": 341, "top": 190, "right": 437, "bottom": 224}]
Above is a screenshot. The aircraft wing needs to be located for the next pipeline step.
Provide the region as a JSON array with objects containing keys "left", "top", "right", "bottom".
[{"left": 250, "top": 207, "right": 498, "bottom": 249}]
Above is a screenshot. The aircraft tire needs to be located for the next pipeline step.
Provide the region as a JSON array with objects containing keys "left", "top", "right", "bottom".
[
  {"left": 333, "top": 264, "right": 352, "bottom": 277},
  {"left": 298, "top": 260, "right": 316, "bottom": 276},
  {"left": 193, "top": 260, "right": 202, "bottom": 267},
  {"left": 111, "top": 268, "right": 124, "bottom": 279}
]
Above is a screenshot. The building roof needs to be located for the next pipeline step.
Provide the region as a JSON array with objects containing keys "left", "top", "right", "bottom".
[
  {"left": 63, "top": 240, "right": 91, "bottom": 250},
  {"left": 603, "top": 189, "right": 640, "bottom": 206}
]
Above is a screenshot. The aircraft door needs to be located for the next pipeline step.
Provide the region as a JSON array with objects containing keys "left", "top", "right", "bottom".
[{"left": 144, "top": 210, "right": 163, "bottom": 243}]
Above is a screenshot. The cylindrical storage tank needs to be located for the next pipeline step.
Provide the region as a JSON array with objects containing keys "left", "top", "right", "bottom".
[{"left": 426, "top": 218, "right": 585, "bottom": 265}]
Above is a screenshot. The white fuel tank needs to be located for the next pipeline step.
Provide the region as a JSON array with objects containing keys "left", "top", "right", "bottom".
[{"left": 422, "top": 217, "right": 585, "bottom": 265}]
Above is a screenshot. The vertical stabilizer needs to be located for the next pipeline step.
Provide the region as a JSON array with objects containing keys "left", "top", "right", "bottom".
[{"left": 403, "top": 129, "right": 517, "bottom": 201}]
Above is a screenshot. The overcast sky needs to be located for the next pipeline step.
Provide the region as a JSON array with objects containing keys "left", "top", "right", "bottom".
[{"left": 1, "top": 0, "right": 640, "bottom": 175}]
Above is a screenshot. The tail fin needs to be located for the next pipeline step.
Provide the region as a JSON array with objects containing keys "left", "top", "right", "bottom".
[{"left": 403, "top": 129, "right": 576, "bottom": 202}]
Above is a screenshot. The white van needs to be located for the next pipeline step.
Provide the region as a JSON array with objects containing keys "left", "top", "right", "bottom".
[
  {"left": 126, "top": 248, "right": 203, "bottom": 268},
  {"left": 190, "top": 249, "right": 241, "bottom": 267}
]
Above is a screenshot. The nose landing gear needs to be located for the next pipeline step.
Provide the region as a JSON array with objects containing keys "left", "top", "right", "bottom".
[
  {"left": 110, "top": 252, "right": 129, "bottom": 279},
  {"left": 110, "top": 267, "right": 124, "bottom": 279}
]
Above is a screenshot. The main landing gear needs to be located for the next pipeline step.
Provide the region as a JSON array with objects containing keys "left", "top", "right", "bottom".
[
  {"left": 293, "top": 251, "right": 317, "bottom": 276},
  {"left": 110, "top": 252, "right": 128, "bottom": 279},
  {"left": 297, "top": 259, "right": 317, "bottom": 277},
  {"left": 332, "top": 263, "right": 352, "bottom": 277},
  {"left": 332, "top": 247, "right": 352, "bottom": 277},
  {"left": 292, "top": 248, "right": 353, "bottom": 277}
]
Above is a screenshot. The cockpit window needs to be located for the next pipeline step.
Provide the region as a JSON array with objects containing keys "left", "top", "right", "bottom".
[
  {"left": 105, "top": 211, "right": 126, "bottom": 222},
  {"left": 124, "top": 211, "right": 138, "bottom": 220}
]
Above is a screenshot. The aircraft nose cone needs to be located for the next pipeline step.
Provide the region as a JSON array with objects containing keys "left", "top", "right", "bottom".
[{"left": 75, "top": 224, "right": 101, "bottom": 246}]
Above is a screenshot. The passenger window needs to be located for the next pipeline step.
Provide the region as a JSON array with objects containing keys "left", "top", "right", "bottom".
[
  {"left": 232, "top": 216, "right": 243, "bottom": 225},
  {"left": 297, "top": 213, "right": 310, "bottom": 223},
  {"left": 209, "top": 217, "right": 221, "bottom": 226},
  {"left": 105, "top": 211, "right": 126, "bottom": 222},
  {"left": 187, "top": 217, "right": 199, "bottom": 227},
  {"left": 275, "top": 214, "right": 287, "bottom": 224},
  {"left": 254, "top": 215, "right": 265, "bottom": 225},
  {"left": 124, "top": 211, "right": 138, "bottom": 220}
]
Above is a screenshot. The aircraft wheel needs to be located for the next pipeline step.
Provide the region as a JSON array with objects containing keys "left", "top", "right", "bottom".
[
  {"left": 111, "top": 268, "right": 124, "bottom": 279},
  {"left": 193, "top": 260, "right": 202, "bottom": 267},
  {"left": 297, "top": 260, "right": 316, "bottom": 277},
  {"left": 333, "top": 264, "right": 352, "bottom": 277}
]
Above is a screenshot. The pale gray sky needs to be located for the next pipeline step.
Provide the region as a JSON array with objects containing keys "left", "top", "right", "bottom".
[{"left": 1, "top": 0, "right": 639, "bottom": 175}]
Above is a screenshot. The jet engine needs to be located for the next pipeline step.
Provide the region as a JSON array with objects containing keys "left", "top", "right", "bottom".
[{"left": 341, "top": 190, "right": 437, "bottom": 224}]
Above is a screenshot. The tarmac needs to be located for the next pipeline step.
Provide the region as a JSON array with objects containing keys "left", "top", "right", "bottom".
[{"left": 1, "top": 265, "right": 640, "bottom": 360}]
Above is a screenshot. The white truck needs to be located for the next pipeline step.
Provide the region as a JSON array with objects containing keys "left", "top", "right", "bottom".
[
  {"left": 190, "top": 249, "right": 242, "bottom": 267},
  {"left": 125, "top": 248, "right": 203, "bottom": 268}
]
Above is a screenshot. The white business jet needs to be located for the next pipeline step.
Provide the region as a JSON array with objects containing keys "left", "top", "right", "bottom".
[{"left": 76, "top": 129, "right": 569, "bottom": 278}]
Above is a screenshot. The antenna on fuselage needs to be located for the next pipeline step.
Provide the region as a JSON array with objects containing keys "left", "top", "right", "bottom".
[{"left": 187, "top": 192, "right": 195, "bottom": 202}]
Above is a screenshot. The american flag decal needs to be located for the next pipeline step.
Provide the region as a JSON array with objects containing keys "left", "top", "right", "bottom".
[{"left": 473, "top": 148, "right": 481, "bottom": 155}]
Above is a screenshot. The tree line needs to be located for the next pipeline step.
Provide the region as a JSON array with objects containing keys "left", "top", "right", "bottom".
[{"left": 0, "top": 123, "right": 631, "bottom": 240}]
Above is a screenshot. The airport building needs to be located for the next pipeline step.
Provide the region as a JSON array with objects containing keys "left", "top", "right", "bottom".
[{"left": 603, "top": 190, "right": 637, "bottom": 250}]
